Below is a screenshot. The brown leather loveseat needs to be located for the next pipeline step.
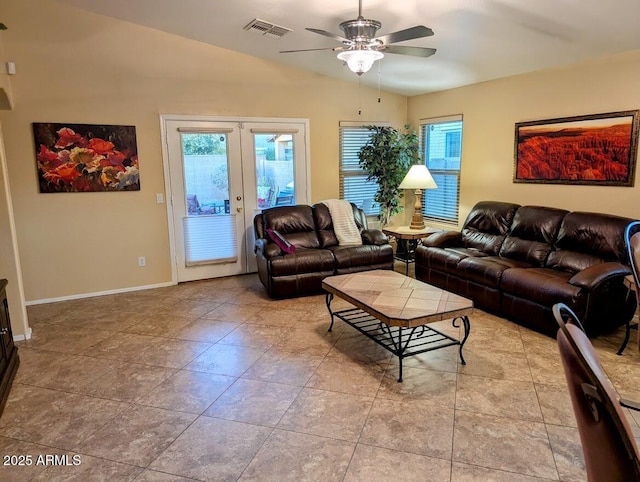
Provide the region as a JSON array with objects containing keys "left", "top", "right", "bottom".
[
  {"left": 415, "top": 201, "right": 637, "bottom": 336},
  {"left": 254, "top": 203, "right": 393, "bottom": 298}
]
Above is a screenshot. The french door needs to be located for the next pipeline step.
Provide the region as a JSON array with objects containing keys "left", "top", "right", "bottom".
[{"left": 162, "top": 116, "right": 309, "bottom": 283}]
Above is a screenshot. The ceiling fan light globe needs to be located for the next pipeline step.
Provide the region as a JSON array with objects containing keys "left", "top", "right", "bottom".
[{"left": 337, "top": 50, "right": 383, "bottom": 75}]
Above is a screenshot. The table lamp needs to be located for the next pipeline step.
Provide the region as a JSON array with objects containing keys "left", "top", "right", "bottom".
[{"left": 398, "top": 165, "right": 437, "bottom": 230}]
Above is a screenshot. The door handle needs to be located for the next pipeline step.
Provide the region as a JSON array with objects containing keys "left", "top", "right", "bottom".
[{"left": 237, "top": 207, "right": 243, "bottom": 212}]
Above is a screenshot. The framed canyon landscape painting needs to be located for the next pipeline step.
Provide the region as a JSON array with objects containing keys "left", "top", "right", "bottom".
[
  {"left": 513, "top": 110, "right": 639, "bottom": 186},
  {"left": 33, "top": 122, "right": 140, "bottom": 193}
]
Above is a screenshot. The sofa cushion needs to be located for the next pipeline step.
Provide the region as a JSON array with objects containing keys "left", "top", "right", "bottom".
[
  {"left": 263, "top": 205, "right": 320, "bottom": 249},
  {"left": 447, "top": 247, "right": 489, "bottom": 258},
  {"left": 461, "top": 201, "right": 520, "bottom": 255},
  {"left": 268, "top": 248, "right": 335, "bottom": 277},
  {"left": 457, "top": 256, "right": 533, "bottom": 288},
  {"left": 329, "top": 244, "right": 393, "bottom": 271},
  {"left": 312, "top": 202, "right": 338, "bottom": 247},
  {"left": 499, "top": 206, "right": 568, "bottom": 266},
  {"left": 546, "top": 211, "right": 634, "bottom": 273},
  {"left": 417, "top": 247, "right": 471, "bottom": 273},
  {"left": 501, "top": 267, "right": 583, "bottom": 307}
]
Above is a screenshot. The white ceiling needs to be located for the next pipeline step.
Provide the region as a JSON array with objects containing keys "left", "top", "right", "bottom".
[{"left": 56, "top": 0, "right": 640, "bottom": 96}]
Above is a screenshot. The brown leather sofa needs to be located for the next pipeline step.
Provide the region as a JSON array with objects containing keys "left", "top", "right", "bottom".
[
  {"left": 254, "top": 203, "right": 394, "bottom": 298},
  {"left": 415, "top": 201, "right": 637, "bottom": 336}
]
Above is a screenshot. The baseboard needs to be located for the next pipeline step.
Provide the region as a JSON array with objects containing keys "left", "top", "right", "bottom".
[
  {"left": 25, "top": 281, "right": 176, "bottom": 306},
  {"left": 13, "top": 327, "right": 32, "bottom": 341}
]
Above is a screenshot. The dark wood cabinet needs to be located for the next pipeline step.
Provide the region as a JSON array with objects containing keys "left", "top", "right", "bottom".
[{"left": 0, "top": 279, "right": 19, "bottom": 417}]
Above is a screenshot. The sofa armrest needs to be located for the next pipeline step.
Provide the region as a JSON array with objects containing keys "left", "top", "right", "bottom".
[
  {"left": 361, "top": 229, "right": 389, "bottom": 246},
  {"left": 422, "top": 230, "right": 462, "bottom": 248},
  {"left": 568, "top": 262, "right": 632, "bottom": 290}
]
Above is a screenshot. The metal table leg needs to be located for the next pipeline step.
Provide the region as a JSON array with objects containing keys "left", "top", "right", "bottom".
[
  {"left": 326, "top": 293, "right": 335, "bottom": 332},
  {"left": 453, "top": 315, "right": 471, "bottom": 364}
]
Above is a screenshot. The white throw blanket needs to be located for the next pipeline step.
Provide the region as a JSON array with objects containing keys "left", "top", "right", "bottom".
[{"left": 321, "top": 199, "right": 363, "bottom": 246}]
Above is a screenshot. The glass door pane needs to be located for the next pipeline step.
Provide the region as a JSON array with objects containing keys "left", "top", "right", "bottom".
[
  {"left": 181, "top": 132, "right": 236, "bottom": 266},
  {"left": 254, "top": 133, "right": 295, "bottom": 209},
  {"left": 182, "top": 133, "right": 230, "bottom": 216}
]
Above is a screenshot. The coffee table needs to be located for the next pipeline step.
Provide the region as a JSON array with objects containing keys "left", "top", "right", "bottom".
[{"left": 322, "top": 270, "right": 473, "bottom": 382}]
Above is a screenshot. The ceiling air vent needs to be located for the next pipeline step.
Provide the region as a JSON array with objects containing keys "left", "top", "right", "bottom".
[{"left": 243, "top": 19, "right": 292, "bottom": 39}]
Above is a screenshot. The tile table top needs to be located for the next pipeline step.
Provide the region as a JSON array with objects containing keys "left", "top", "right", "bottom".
[{"left": 322, "top": 270, "right": 473, "bottom": 328}]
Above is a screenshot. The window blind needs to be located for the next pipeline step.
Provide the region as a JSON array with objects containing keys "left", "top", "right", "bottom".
[{"left": 420, "top": 116, "right": 463, "bottom": 224}]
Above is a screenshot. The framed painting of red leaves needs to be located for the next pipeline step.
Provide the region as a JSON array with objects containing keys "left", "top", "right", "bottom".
[
  {"left": 513, "top": 110, "right": 639, "bottom": 186},
  {"left": 33, "top": 122, "right": 140, "bottom": 193}
]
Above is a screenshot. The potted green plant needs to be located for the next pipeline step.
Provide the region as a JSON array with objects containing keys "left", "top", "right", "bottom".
[{"left": 358, "top": 124, "right": 420, "bottom": 226}]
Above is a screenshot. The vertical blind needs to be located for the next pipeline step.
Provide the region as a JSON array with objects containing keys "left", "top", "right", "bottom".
[
  {"left": 420, "top": 115, "right": 463, "bottom": 224},
  {"left": 339, "top": 122, "right": 388, "bottom": 216}
]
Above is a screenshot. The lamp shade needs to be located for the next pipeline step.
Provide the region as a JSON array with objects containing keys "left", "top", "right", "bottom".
[
  {"left": 337, "top": 49, "right": 384, "bottom": 76},
  {"left": 398, "top": 165, "right": 437, "bottom": 190}
]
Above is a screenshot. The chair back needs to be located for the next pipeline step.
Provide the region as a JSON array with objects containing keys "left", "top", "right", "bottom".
[
  {"left": 626, "top": 221, "right": 640, "bottom": 302},
  {"left": 553, "top": 303, "right": 640, "bottom": 481},
  {"left": 275, "top": 194, "right": 294, "bottom": 206}
]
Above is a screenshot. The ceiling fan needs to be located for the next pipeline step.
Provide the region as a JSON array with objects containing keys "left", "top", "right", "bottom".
[{"left": 280, "top": 0, "right": 436, "bottom": 76}]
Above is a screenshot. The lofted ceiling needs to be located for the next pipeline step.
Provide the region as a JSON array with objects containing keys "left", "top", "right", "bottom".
[{"left": 56, "top": 0, "right": 640, "bottom": 96}]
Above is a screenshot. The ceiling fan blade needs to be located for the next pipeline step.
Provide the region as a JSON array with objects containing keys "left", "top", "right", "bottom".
[
  {"left": 375, "top": 26, "right": 434, "bottom": 45},
  {"left": 305, "top": 28, "right": 350, "bottom": 43},
  {"left": 383, "top": 45, "right": 437, "bottom": 58},
  {"left": 280, "top": 47, "right": 341, "bottom": 53}
]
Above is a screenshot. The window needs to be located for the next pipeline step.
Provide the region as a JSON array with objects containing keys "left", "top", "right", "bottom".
[
  {"left": 420, "top": 115, "right": 463, "bottom": 224},
  {"left": 339, "top": 122, "right": 387, "bottom": 216},
  {"left": 445, "top": 131, "right": 461, "bottom": 158}
]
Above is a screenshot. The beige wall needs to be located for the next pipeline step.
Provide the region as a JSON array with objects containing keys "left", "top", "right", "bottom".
[
  {"left": 0, "top": 0, "right": 407, "bottom": 303},
  {"left": 407, "top": 50, "right": 640, "bottom": 228}
]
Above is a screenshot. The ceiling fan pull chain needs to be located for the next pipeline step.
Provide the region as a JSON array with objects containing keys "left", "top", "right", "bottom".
[
  {"left": 358, "top": 77, "right": 362, "bottom": 116},
  {"left": 377, "top": 59, "right": 381, "bottom": 103}
]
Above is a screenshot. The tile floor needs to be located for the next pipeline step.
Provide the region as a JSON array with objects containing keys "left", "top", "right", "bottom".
[{"left": 1, "top": 265, "right": 639, "bottom": 481}]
